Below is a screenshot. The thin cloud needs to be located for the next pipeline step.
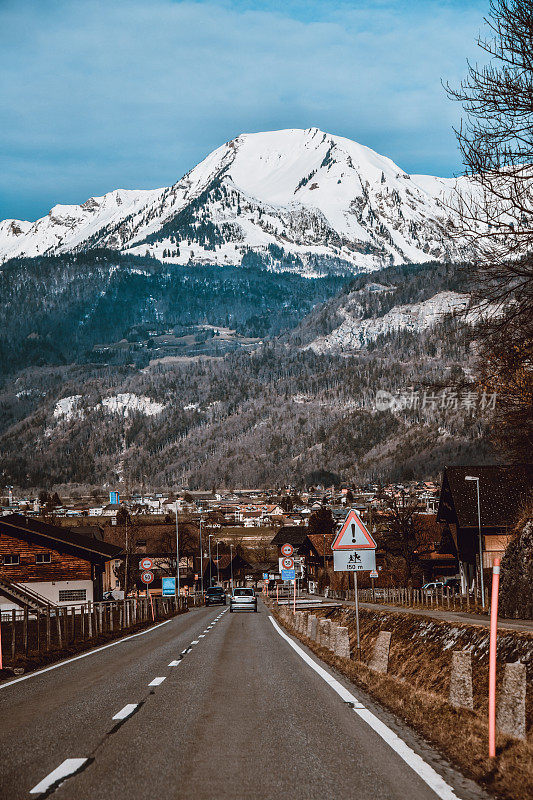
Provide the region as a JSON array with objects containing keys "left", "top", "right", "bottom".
[{"left": 0, "top": 0, "right": 487, "bottom": 220}]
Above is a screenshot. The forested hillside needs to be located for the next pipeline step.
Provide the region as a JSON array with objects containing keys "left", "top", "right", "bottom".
[
  {"left": 0, "top": 259, "right": 497, "bottom": 490},
  {"left": 0, "top": 250, "right": 346, "bottom": 372}
]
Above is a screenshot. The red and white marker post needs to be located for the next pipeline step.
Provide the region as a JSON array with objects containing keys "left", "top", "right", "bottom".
[{"left": 488, "top": 557, "right": 501, "bottom": 759}]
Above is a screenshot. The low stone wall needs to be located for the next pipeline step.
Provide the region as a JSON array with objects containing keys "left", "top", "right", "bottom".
[{"left": 272, "top": 603, "right": 532, "bottom": 739}]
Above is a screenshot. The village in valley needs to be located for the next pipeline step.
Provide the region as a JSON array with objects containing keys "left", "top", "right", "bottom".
[{"left": 0, "top": 466, "right": 527, "bottom": 607}]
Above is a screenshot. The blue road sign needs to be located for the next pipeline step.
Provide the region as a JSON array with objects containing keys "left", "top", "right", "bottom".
[
  {"left": 281, "top": 569, "right": 295, "bottom": 580},
  {"left": 162, "top": 577, "right": 176, "bottom": 596},
  {"left": 262, "top": 572, "right": 269, "bottom": 579}
]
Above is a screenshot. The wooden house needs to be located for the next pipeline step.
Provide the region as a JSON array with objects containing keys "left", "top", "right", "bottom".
[
  {"left": 436, "top": 465, "right": 532, "bottom": 590},
  {"left": 0, "top": 513, "right": 121, "bottom": 609}
]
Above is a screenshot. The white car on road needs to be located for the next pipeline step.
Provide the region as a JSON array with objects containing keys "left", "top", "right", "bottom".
[{"left": 229, "top": 587, "right": 257, "bottom": 612}]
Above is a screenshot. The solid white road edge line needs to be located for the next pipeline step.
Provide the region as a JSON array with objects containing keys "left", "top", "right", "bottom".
[
  {"left": 29, "top": 758, "right": 88, "bottom": 795},
  {"left": 112, "top": 703, "right": 138, "bottom": 721},
  {"left": 148, "top": 677, "right": 166, "bottom": 687},
  {"left": 268, "top": 616, "right": 460, "bottom": 800},
  {"left": 0, "top": 618, "right": 174, "bottom": 691}
]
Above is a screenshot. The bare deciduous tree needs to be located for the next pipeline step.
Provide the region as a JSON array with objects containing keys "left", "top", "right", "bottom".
[
  {"left": 446, "top": 0, "right": 533, "bottom": 459},
  {"left": 446, "top": 0, "right": 533, "bottom": 332}
]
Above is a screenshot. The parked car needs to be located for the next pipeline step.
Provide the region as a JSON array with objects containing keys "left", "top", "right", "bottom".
[
  {"left": 421, "top": 581, "right": 446, "bottom": 591},
  {"left": 229, "top": 587, "right": 257, "bottom": 612},
  {"left": 205, "top": 586, "right": 226, "bottom": 606},
  {"left": 103, "top": 589, "right": 124, "bottom": 601}
]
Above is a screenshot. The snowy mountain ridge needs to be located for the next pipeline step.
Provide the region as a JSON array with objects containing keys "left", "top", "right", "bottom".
[{"left": 0, "top": 128, "right": 474, "bottom": 273}]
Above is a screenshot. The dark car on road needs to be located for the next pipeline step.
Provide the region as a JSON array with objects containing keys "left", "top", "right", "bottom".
[{"left": 205, "top": 586, "right": 226, "bottom": 606}]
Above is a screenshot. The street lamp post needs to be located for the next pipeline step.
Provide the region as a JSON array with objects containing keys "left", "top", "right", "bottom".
[
  {"left": 208, "top": 534, "right": 214, "bottom": 587},
  {"left": 230, "top": 544, "right": 234, "bottom": 592},
  {"left": 465, "top": 475, "right": 485, "bottom": 608},
  {"left": 199, "top": 518, "right": 204, "bottom": 595},
  {"left": 174, "top": 505, "right": 180, "bottom": 597},
  {"left": 216, "top": 540, "right": 220, "bottom": 583}
]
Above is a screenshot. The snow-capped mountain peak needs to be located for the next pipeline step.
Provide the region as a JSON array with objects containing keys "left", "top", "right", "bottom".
[{"left": 0, "top": 128, "right": 472, "bottom": 273}]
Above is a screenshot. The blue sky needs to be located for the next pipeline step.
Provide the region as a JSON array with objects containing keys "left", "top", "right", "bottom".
[{"left": 0, "top": 0, "right": 489, "bottom": 221}]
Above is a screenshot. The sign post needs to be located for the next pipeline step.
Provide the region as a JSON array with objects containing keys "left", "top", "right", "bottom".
[
  {"left": 370, "top": 569, "right": 378, "bottom": 601},
  {"left": 141, "top": 569, "right": 154, "bottom": 620},
  {"left": 353, "top": 571, "right": 360, "bottom": 659},
  {"left": 332, "top": 509, "right": 377, "bottom": 661}
]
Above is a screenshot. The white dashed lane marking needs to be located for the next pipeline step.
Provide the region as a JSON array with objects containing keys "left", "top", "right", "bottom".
[
  {"left": 112, "top": 704, "right": 138, "bottom": 721},
  {"left": 30, "top": 758, "right": 88, "bottom": 795},
  {"left": 28, "top": 612, "right": 230, "bottom": 796}
]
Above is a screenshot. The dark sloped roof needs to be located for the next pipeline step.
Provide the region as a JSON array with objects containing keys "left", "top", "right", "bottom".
[
  {"left": 270, "top": 526, "right": 308, "bottom": 549},
  {"left": 248, "top": 559, "right": 279, "bottom": 574},
  {"left": 437, "top": 465, "right": 533, "bottom": 528},
  {"left": 306, "top": 533, "right": 336, "bottom": 556},
  {"left": 0, "top": 514, "right": 121, "bottom": 560}
]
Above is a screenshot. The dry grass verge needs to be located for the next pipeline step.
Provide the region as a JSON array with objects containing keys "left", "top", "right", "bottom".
[{"left": 269, "top": 603, "right": 532, "bottom": 800}]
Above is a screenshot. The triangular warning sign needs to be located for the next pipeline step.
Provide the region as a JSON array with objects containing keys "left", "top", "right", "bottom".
[{"left": 332, "top": 509, "right": 377, "bottom": 550}]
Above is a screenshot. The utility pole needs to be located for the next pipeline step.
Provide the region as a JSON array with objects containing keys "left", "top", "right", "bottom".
[
  {"left": 175, "top": 505, "right": 180, "bottom": 597},
  {"left": 124, "top": 514, "right": 129, "bottom": 598},
  {"left": 216, "top": 539, "right": 220, "bottom": 583},
  {"left": 230, "top": 544, "right": 234, "bottom": 592}
]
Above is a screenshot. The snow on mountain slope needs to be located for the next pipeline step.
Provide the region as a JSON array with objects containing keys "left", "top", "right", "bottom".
[
  {"left": 52, "top": 392, "right": 165, "bottom": 423},
  {"left": 307, "top": 291, "right": 471, "bottom": 353},
  {"left": 0, "top": 188, "right": 164, "bottom": 263},
  {"left": 0, "top": 128, "right": 473, "bottom": 273}
]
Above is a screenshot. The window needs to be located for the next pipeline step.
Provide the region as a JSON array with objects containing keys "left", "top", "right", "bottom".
[
  {"left": 136, "top": 540, "right": 147, "bottom": 547},
  {"left": 3, "top": 554, "right": 20, "bottom": 566},
  {"left": 35, "top": 553, "right": 51, "bottom": 564},
  {"left": 58, "top": 589, "right": 87, "bottom": 602}
]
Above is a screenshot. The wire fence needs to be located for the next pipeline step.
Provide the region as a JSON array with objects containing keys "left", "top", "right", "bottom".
[{"left": 325, "top": 586, "right": 489, "bottom": 614}]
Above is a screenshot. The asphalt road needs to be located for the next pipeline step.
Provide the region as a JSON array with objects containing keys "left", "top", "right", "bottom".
[{"left": 0, "top": 601, "right": 489, "bottom": 800}]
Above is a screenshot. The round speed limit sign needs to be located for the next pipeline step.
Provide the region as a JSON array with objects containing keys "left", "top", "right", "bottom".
[
  {"left": 281, "top": 543, "right": 294, "bottom": 557},
  {"left": 141, "top": 570, "right": 154, "bottom": 584},
  {"left": 282, "top": 557, "right": 294, "bottom": 570}
]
